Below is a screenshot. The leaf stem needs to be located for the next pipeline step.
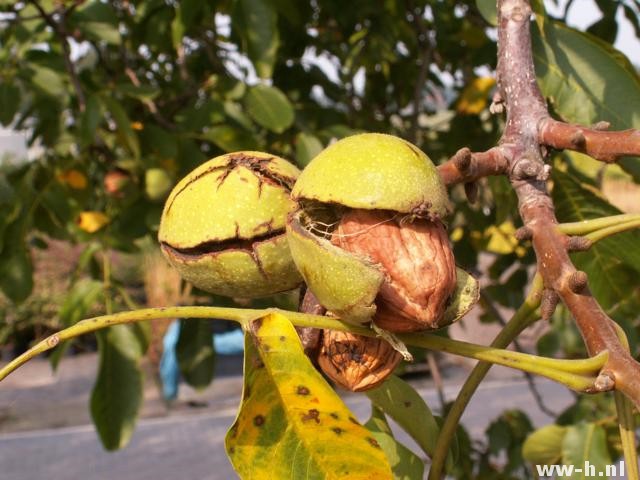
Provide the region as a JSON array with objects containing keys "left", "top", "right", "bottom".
[
  {"left": 1, "top": 300, "right": 606, "bottom": 392},
  {"left": 584, "top": 219, "right": 640, "bottom": 243},
  {"left": 612, "top": 324, "right": 639, "bottom": 480},
  {"left": 428, "top": 274, "right": 544, "bottom": 480},
  {"left": 558, "top": 214, "right": 640, "bottom": 236}
]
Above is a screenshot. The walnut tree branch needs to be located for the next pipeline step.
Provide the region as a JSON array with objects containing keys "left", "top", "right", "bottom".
[
  {"left": 437, "top": 146, "right": 510, "bottom": 186},
  {"left": 496, "top": 0, "right": 640, "bottom": 407},
  {"left": 539, "top": 118, "right": 640, "bottom": 163}
]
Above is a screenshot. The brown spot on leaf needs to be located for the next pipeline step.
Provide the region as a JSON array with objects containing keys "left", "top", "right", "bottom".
[
  {"left": 330, "top": 413, "right": 339, "bottom": 420},
  {"left": 296, "top": 386, "right": 310, "bottom": 396},
  {"left": 279, "top": 335, "right": 286, "bottom": 342},
  {"left": 367, "top": 437, "right": 381, "bottom": 448},
  {"left": 301, "top": 409, "right": 320, "bottom": 424},
  {"left": 251, "top": 318, "right": 264, "bottom": 333},
  {"left": 332, "top": 427, "right": 344, "bottom": 435},
  {"left": 348, "top": 416, "right": 359, "bottom": 425},
  {"left": 403, "top": 401, "right": 411, "bottom": 408},
  {"left": 253, "top": 415, "right": 265, "bottom": 427}
]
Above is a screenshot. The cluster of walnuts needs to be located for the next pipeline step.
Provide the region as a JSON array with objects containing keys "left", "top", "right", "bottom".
[{"left": 158, "top": 133, "right": 478, "bottom": 391}]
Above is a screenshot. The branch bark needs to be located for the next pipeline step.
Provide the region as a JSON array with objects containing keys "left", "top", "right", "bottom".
[
  {"left": 437, "top": 146, "right": 510, "bottom": 186},
  {"left": 495, "top": 0, "right": 640, "bottom": 407},
  {"left": 539, "top": 118, "right": 640, "bottom": 163}
]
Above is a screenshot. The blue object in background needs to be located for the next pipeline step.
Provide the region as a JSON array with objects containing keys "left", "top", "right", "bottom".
[
  {"left": 159, "top": 321, "right": 245, "bottom": 401},
  {"left": 213, "top": 328, "right": 245, "bottom": 355},
  {"left": 160, "top": 321, "right": 182, "bottom": 401}
]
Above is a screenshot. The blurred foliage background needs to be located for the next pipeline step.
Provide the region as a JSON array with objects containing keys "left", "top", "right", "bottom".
[{"left": 1, "top": 0, "right": 640, "bottom": 476}]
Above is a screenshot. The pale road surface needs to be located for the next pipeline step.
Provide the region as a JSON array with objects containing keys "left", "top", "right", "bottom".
[{"left": 0, "top": 352, "right": 577, "bottom": 480}]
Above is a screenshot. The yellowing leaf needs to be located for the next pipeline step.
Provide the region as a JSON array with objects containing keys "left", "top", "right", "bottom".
[
  {"left": 485, "top": 220, "right": 526, "bottom": 257},
  {"left": 130, "top": 121, "right": 144, "bottom": 131},
  {"left": 77, "top": 211, "right": 110, "bottom": 233},
  {"left": 226, "top": 313, "right": 392, "bottom": 480},
  {"left": 450, "top": 226, "right": 464, "bottom": 242},
  {"left": 456, "top": 77, "right": 496, "bottom": 115},
  {"left": 57, "top": 169, "right": 88, "bottom": 190}
]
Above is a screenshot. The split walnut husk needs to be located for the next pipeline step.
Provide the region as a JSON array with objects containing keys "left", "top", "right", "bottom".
[
  {"left": 331, "top": 209, "right": 457, "bottom": 332},
  {"left": 158, "top": 151, "right": 303, "bottom": 298}
]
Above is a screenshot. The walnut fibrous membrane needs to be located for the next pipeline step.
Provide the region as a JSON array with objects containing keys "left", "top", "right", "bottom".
[{"left": 318, "top": 330, "right": 403, "bottom": 392}]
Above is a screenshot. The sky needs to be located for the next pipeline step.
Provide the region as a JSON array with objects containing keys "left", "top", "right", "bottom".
[{"left": 547, "top": 0, "right": 640, "bottom": 64}]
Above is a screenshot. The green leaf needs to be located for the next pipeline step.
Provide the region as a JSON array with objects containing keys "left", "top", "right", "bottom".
[
  {"left": 532, "top": 21, "right": 640, "bottom": 179},
  {"left": 79, "top": 21, "right": 121, "bottom": 45},
  {"left": 29, "top": 64, "right": 66, "bottom": 98},
  {"left": 101, "top": 96, "right": 141, "bottom": 158},
  {"left": 233, "top": 0, "right": 280, "bottom": 79},
  {"left": 175, "top": 319, "right": 216, "bottom": 390},
  {"left": 623, "top": 5, "right": 640, "bottom": 39},
  {"left": 522, "top": 424, "right": 567, "bottom": 465},
  {"left": 295, "top": 132, "right": 323, "bottom": 167},
  {"left": 91, "top": 325, "right": 144, "bottom": 451},
  {"left": 79, "top": 94, "right": 103, "bottom": 145},
  {"left": 366, "top": 375, "right": 440, "bottom": 459},
  {"left": 475, "top": 0, "right": 497, "bottom": 26},
  {"left": 0, "top": 83, "right": 20, "bottom": 126},
  {"left": 0, "top": 242, "right": 33, "bottom": 303},
  {"left": 117, "top": 84, "right": 160, "bottom": 102},
  {"left": 365, "top": 406, "right": 425, "bottom": 480},
  {"left": 244, "top": 85, "right": 294, "bottom": 133},
  {"left": 552, "top": 169, "right": 640, "bottom": 310},
  {"left": 74, "top": 1, "right": 119, "bottom": 24},
  {"left": 201, "top": 125, "right": 259, "bottom": 152},
  {"left": 0, "top": 220, "right": 33, "bottom": 303},
  {"left": 561, "top": 423, "right": 612, "bottom": 479},
  {"left": 171, "top": 5, "right": 185, "bottom": 51},
  {"left": 50, "top": 279, "right": 104, "bottom": 370},
  {"left": 225, "top": 313, "right": 392, "bottom": 479}
]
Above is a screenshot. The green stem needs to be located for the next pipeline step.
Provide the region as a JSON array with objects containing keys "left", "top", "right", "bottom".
[
  {"left": 0, "top": 306, "right": 261, "bottom": 382},
  {"left": 557, "top": 213, "right": 640, "bottom": 236},
  {"left": 611, "top": 323, "right": 639, "bottom": 480},
  {"left": 102, "top": 248, "right": 113, "bottom": 315},
  {"left": 428, "top": 274, "right": 544, "bottom": 480},
  {"left": 0, "top": 302, "right": 605, "bottom": 392},
  {"left": 614, "top": 391, "right": 639, "bottom": 480},
  {"left": 403, "top": 334, "right": 605, "bottom": 388},
  {"left": 584, "top": 219, "right": 640, "bottom": 243}
]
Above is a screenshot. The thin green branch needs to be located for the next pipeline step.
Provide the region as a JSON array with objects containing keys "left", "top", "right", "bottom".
[
  {"left": 557, "top": 214, "right": 640, "bottom": 236},
  {"left": 0, "top": 306, "right": 262, "bottom": 382},
  {"left": 1, "top": 302, "right": 605, "bottom": 393},
  {"left": 428, "top": 274, "right": 544, "bottom": 480},
  {"left": 615, "top": 391, "right": 639, "bottom": 480},
  {"left": 612, "top": 323, "right": 639, "bottom": 480},
  {"left": 401, "top": 334, "right": 604, "bottom": 388},
  {"left": 584, "top": 219, "right": 640, "bottom": 243}
]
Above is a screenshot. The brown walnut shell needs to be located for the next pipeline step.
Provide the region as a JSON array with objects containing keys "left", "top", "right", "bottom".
[
  {"left": 317, "top": 330, "right": 402, "bottom": 392},
  {"left": 331, "top": 209, "right": 457, "bottom": 332}
]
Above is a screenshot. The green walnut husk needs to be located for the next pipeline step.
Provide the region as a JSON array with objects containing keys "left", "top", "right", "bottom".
[
  {"left": 292, "top": 132, "right": 450, "bottom": 218},
  {"left": 159, "top": 151, "right": 303, "bottom": 298},
  {"left": 287, "top": 133, "right": 479, "bottom": 327}
]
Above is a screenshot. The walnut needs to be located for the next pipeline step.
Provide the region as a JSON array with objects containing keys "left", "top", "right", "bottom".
[
  {"left": 318, "top": 330, "right": 402, "bottom": 392},
  {"left": 331, "top": 209, "right": 457, "bottom": 332}
]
